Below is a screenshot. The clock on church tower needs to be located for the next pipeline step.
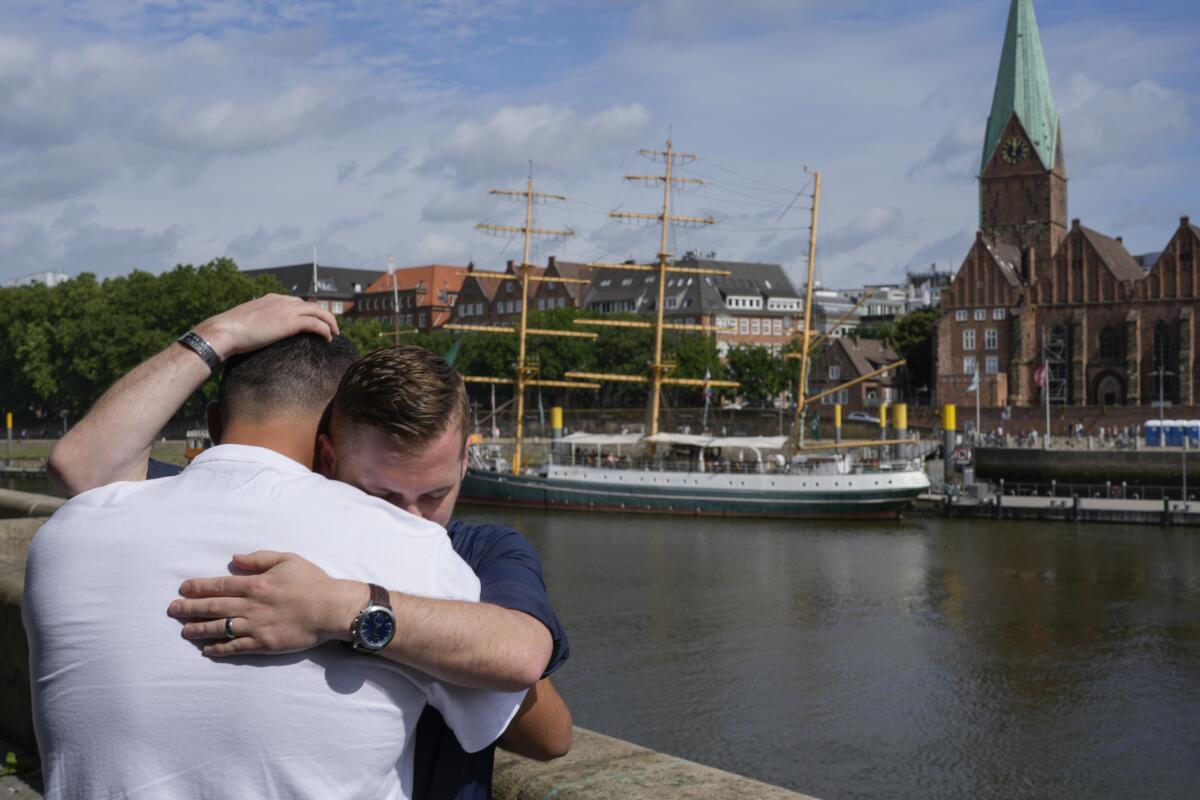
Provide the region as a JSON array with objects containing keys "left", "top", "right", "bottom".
[{"left": 978, "top": 0, "right": 1067, "bottom": 271}]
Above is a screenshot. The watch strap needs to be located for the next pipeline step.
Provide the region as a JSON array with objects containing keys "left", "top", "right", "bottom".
[
  {"left": 367, "top": 582, "right": 391, "bottom": 611},
  {"left": 177, "top": 331, "right": 222, "bottom": 374}
]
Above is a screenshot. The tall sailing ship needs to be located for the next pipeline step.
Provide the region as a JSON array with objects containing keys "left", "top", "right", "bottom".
[{"left": 452, "top": 142, "right": 930, "bottom": 519}]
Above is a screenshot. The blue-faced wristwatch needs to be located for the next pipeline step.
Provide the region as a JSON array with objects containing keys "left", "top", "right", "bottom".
[{"left": 350, "top": 583, "right": 396, "bottom": 653}]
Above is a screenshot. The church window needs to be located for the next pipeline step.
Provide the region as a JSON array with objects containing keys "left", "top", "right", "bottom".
[
  {"left": 985, "top": 329, "right": 998, "bottom": 350},
  {"left": 963, "top": 330, "right": 976, "bottom": 350},
  {"left": 955, "top": 310, "right": 968, "bottom": 322},
  {"left": 963, "top": 356, "right": 977, "bottom": 376},
  {"left": 974, "top": 309, "right": 986, "bottom": 321},
  {"left": 985, "top": 356, "right": 999, "bottom": 374},
  {"left": 1153, "top": 321, "right": 1170, "bottom": 368},
  {"left": 1099, "top": 327, "right": 1120, "bottom": 361},
  {"left": 993, "top": 308, "right": 1006, "bottom": 320}
]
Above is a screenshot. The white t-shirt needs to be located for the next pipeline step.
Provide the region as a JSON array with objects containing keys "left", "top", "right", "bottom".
[{"left": 23, "top": 444, "right": 525, "bottom": 799}]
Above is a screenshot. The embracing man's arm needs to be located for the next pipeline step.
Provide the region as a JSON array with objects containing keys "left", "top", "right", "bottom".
[
  {"left": 168, "top": 551, "right": 553, "bottom": 692},
  {"left": 48, "top": 294, "right": 339, "bottom": 496},
  {"left": 499, "top": 677, "right": 573, "bottom": 760}
]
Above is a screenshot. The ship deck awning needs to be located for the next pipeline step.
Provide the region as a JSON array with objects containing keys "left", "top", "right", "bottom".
[
  {"left": 558, "top": 432, "right": 643, "bottom": 447},
  {"left": 644, "top": 434, "right": 789, "bottom": 452}
]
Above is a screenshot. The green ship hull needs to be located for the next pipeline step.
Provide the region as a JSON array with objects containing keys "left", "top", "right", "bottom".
[{"left": 460, "top": 467, "right": 925, "bottom": 520}]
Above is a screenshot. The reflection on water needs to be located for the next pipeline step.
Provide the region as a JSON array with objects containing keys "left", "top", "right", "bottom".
[{"left": 455, "top": 505, "right": 1200, "bottom": 800}]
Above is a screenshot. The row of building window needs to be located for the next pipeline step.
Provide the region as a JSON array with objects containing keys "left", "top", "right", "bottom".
[
  {"left": 955, "top": 308, "right": 1006, "bottom": 321},
  {"left": 737, "top": 318, "right": 787, "bottom": 336},
  {"left": 963, "top": 356, "right": 1000, "bottom": 375},
  {"left": 537, "top": 296, "right": 570, "bottom": 310},
  {"left": 962, "top": 329, "right": 999, "bottom": 350}
]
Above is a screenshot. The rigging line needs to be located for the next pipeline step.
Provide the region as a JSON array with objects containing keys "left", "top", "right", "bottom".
[
  {"left": 680, "top": 174, "right": 803, "bottom": 206},
  {"left": 676, "top": 162, "right": 802, "bottom": 197},
  {"left": 689, "top": 156, "right": 805, "bottom": 194},
  {"left": 718, "top": 223, "right": 811, "bottom": 232},
  {"left": 692, "top": 193, "right": 797, "bottom": 210}
]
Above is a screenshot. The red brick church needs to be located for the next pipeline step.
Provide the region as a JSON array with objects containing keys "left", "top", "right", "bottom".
[{"left": 937, "top": 0, "right": 1198, "bottom": 410}]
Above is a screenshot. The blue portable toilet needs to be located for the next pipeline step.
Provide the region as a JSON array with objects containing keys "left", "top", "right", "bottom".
[
  {"left": 1146, "top": 419, "right": 1162, "bottom": 446},
  {"left": 1188, "top": 420, "right": 1200, "bottom": 446},
  {"left": 1166, "top": 420, "right": 1185, "bottom": 447}
]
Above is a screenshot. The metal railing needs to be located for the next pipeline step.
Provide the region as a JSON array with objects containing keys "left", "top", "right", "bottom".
[{"left": 992, "top": 479, "right": 1196, "bottom": 502}]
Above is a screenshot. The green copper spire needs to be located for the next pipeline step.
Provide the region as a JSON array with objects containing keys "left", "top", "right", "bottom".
[{"left": 982, "top": 0, "right": 1059, "bottom": 171}]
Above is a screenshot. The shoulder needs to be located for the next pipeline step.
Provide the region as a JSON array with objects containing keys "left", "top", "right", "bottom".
[{"left": 446, "top": 521, "right": 539, "bottom": 568}]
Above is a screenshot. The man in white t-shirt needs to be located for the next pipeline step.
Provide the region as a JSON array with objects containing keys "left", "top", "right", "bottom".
[{"left": 23, "top": 332, "right": 524, "bottom": 799}]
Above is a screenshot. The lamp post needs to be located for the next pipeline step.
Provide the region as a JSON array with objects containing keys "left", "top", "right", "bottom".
[{"left": 1152, "top": 364, "right": 1174, "bottom": 446}]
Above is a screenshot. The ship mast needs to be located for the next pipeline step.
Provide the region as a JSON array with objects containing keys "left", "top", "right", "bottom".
[
  {"left": 787, "top": 169, "right": 909, "bottom": 453},
  {"left": 446, "top": 165, "right": 599, "bottom": 474},
  {"left": 793, "top": 169, "right": 821, "bottom": 450},
  {"left": 565, "top": 139, "right": 739, "bottom": 436}
]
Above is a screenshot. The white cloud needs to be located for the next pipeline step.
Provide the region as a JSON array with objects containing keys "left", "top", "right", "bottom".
[
  {"left": 420, "top": 102, "right": 652, "bottom": 186},
  {"left": 822, "top": 208, "right": 910, "bottom": 257}
]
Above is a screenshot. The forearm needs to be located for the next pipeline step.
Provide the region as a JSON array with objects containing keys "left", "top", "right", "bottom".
[
  {"left": 48, "top": 341, "right": 210, "bottom": 495},
  {"left": 328, "top": 582, "right": 553, "bottom": 691},
  {"left": 498, "top": 678, "right": 572, "bottom": 760}
]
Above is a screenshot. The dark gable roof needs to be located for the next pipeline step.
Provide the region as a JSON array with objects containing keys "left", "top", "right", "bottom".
[
  {"left": 984, "top": 241, "right": 1024, "bottom": 287},
  {"left": 582, "top": 257, "right": 799, "bottom": 314},
  {"left": 546, "top": 260, "right": 592, "bottom": 302},
  {"left": 460, "top": 270, "right": 506, "bottom": 303},
  {"left": 676, "top": 258, "right": 799, "bottom": 314},
  {"left": 1079, "top": 227, "right": 1144, "bottom": 282},
  {"left": 835, "top": 336, "right": 899, "bottom": 381},
  {"left": 242, "top": 263, "right": 382, "bottom": 299}
]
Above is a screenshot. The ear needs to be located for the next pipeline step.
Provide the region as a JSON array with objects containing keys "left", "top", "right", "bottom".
[
  {"left": 317, "top": 433, "right": 337, "bottom": 478},
  {"left": 205, "top": 401, "right": 223, "bottom": 445}
]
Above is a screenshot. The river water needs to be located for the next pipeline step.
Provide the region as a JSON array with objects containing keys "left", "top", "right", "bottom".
[
  {"left": 9, "top": 475, "right": 1199, "bottom": 798},
  {"left": 454, "top": 504, "right": 1200, "bottom": 800}
]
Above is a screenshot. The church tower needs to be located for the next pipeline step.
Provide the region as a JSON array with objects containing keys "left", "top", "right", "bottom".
[{"left": 979, "top": 0, "right": 1067, "bottom": 278}]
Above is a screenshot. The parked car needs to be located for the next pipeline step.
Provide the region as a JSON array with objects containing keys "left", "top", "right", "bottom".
[{"left": 846, "top": 411, "right": 880, "bottom": 424}]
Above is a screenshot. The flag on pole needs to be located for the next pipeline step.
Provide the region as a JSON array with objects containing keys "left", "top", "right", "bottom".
[
  {"left": 1033, "top": 364, "right": 1048, "bottom": 387},
  {"left": 967, "top": 368, "right": 979, "bottom": 393},
  {"left": 703, "top": 367, "right": 712, "bottom": 400}
]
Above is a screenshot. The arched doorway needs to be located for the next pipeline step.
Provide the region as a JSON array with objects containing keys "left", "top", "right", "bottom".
[{"left": 1094, "top": 372, "right": 1125, "bottom": 406}]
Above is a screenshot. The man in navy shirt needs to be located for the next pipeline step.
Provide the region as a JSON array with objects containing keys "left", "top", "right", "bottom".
[{"left": 50, "top": 295, "right": 571, "bottom": 799}]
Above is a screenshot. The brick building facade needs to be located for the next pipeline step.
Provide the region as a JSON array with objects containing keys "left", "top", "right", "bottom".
[{"left": 937, "top": 0, "right": 1197, "bottom": 410}]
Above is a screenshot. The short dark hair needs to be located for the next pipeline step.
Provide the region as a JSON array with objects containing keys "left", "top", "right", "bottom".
[
  {"left": 331, "top": 345, "right": 469, "bottom": 447},
  {"left": 217, "top": 334, "right": 360, "bottom": 420}
]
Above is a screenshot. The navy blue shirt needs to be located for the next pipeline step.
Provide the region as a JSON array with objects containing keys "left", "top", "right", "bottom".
[
  {"left": 412, "top": 521, "right": 568, "bottom": 800},
  {"left": 148, "top": 461, "right": 568, "bottom": 799}
]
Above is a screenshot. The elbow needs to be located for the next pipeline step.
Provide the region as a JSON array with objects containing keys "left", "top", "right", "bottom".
[
  {"left": 529, "top": 720, "right": 572, "bottom": 761},
  {"left": 515, "top": 657, "right": 547, "bottom": 691},
  {"left": 46, "top": 442, "right": 84, "bottom": 497},
  {"left": 543, "top": 724, "right": 572, "bottom": 761}
]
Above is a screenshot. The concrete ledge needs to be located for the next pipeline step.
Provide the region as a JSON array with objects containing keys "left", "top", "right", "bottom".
[
  {"left": 0, "top": 489, "right": 64, "bottom": 518},
  {"left": 494, "top": 727, "right": 815, "bottom": 800}
]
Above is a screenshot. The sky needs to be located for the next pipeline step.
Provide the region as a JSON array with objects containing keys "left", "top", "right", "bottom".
[{"left": 1, "top": 0, "right": 1197, "bottom": 291}]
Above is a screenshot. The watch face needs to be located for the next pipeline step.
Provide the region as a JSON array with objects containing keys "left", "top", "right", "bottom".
[
  {"left": 1001, "top": 136, "right": 1029, "bottom": 165},
  {"left": 359, "top": 608, "right": 395, "bottom": 649}
]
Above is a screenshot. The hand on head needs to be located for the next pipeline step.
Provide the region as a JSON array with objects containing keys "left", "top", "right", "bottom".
[{"left": 194, "top": 294, "right": 340, "bottom": 361}]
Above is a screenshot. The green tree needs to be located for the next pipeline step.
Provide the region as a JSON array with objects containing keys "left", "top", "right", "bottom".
[
  {"left": 725, "top": 345, "right": 790, "bottom": 406},
  {"left": 890, "top": 307, "right": 937, "bottom": 401}
]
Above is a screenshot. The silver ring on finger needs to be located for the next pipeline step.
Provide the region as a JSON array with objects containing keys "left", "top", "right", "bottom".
[{"left": 224, "top": 616, "right": 236, "bottom": 640}]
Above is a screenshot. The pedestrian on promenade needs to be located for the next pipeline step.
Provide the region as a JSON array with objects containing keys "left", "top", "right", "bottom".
[{"left": 39, "top": 296, "right": 571, "bottom": 799}]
